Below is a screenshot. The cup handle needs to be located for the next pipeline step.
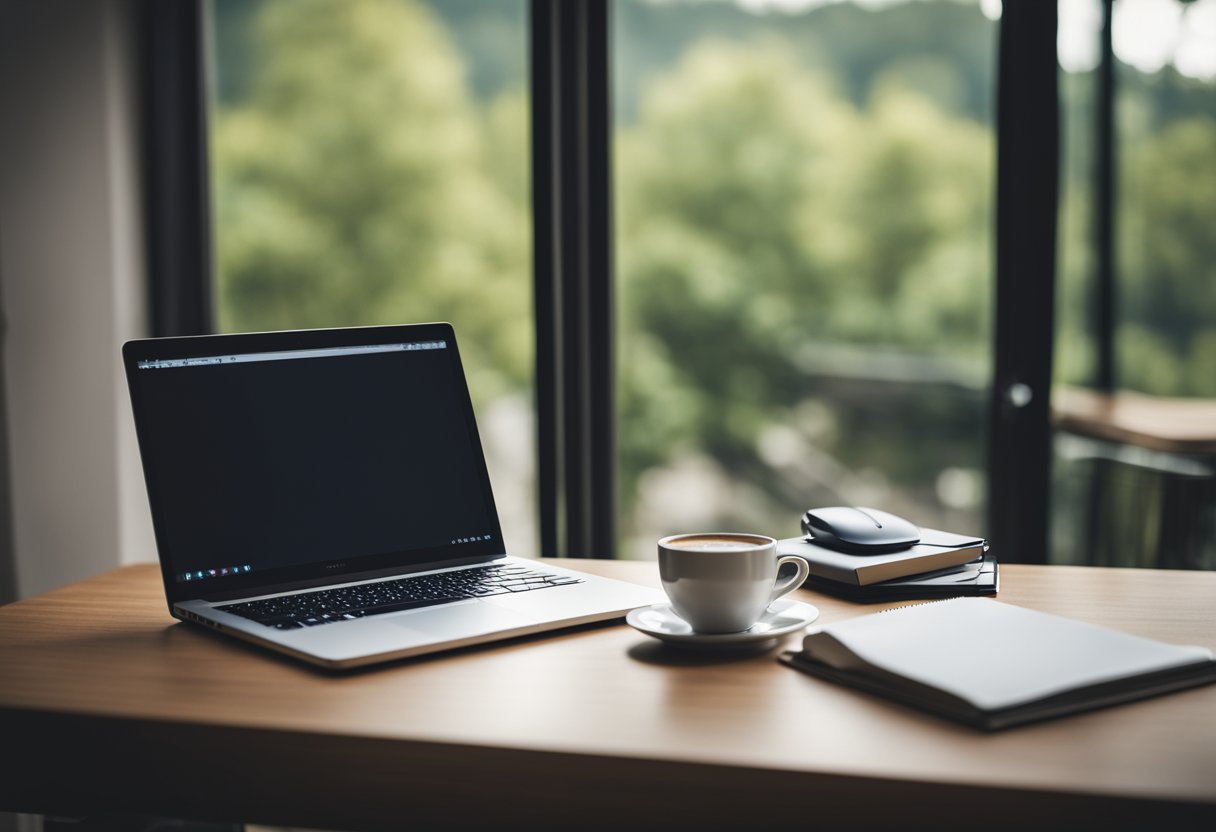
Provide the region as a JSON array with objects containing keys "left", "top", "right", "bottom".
[{"left": 769, "top": 555, "right": 811, "bottom": 606}]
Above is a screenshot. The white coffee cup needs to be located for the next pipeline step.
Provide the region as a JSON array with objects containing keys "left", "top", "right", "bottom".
[{"left": 657, "top": 533, "right": 810, "bottom": 634}]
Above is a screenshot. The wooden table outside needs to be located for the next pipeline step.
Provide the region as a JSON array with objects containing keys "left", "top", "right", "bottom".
[{"left": 1, "top": 560, "right": 1214, "bottom": 831}]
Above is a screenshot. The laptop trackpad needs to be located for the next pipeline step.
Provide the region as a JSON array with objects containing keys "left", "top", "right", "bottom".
[{"left": 390, "top": 601, "right": 538, "bottom": 637}]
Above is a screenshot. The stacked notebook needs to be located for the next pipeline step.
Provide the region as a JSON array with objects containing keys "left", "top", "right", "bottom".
[{"left": 778, "top": 526, "right": 997, "bottom": 602}]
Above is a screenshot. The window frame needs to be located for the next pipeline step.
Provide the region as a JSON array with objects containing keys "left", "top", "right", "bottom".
[
  {"left": 140, "top": 0, "right": 214, "bottom": 338},
  {"left": 149, "top": 0, "right": 1064, "bottom": 562},
  {"left": 531, "top": 0, "right": 617, "bottom": 559},
  {"left": 988, "top": 1, "right": 1059, "bottom": 564}
]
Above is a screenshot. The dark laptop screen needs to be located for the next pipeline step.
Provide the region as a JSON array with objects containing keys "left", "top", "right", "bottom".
[{"left": 125, "top": 328, "right": 502, "bottom": 596}]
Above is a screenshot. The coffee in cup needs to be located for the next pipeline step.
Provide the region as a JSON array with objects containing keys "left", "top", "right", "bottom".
[{"left": 657, "top": 532, "right": 810, "bottom": 634}]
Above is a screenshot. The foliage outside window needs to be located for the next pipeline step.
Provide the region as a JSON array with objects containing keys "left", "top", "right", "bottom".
[
  {"left": 614, "top": 0, "right": 996, "bottom": 557},
  {"left": 208, "top": 0, "right": 536, "bottom": 554},
  {"left": 207, "top": 0, "right": 1213, "bottom": 561}
]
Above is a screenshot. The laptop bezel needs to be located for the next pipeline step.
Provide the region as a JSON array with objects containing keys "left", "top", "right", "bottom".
[{"left": 122, "top": 322, "right": 507, "bottom": 613}]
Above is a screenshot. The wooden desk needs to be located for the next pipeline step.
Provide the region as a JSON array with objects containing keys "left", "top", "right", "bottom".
[{"left": 1, "top": 561, "right": 1214, "bottom": 831}]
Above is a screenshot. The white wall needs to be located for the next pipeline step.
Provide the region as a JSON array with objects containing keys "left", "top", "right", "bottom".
[{"left": 0, "top": 0, "right": 156, "bottom": 599}]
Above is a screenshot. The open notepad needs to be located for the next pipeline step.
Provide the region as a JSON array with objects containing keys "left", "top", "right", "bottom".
[{"left": 779, "top": 597, "right": 1216, "bottom": 730}]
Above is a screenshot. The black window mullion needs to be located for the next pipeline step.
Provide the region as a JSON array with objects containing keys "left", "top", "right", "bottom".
[
  {"left": 584, "top": 1, "right": 617, "bottom": 561},
  {"left": 988, "top": 3, "right": 1060, "bottom": 564},
  {"left": 530, "top": 0, "right": 616, "bottom": 559},
  {"left": 140, "top": 0, "right": 214, "bottom": 338},
  {"left": 531, "top": 1, "right": 564, "bottom": 559},
  {"left": 1094, "top": 0, "right": 1117, "bottom": 392}
]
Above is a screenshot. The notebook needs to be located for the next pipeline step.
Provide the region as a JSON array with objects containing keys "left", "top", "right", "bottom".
[
  {"left": 778, "top": 530, "right": 987, "bottom": 586},
  {"left": 798, "top": 550, "right": 998, "bottom": 601},
  {"left": 780, "top": 597, "right": 1216, "bottom": 730},
  {"left": 123, "top": 323, "right": 664, "bottom": 669}
]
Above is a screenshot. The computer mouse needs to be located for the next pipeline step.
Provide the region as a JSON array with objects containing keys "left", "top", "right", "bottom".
[{"left": 801, "top": 506, "right": 920, "bottom": 554}]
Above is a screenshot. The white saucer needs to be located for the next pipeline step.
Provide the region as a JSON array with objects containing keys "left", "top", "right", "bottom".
[{"left": 626, "top": 599, "right": 819, "bottom": 649}]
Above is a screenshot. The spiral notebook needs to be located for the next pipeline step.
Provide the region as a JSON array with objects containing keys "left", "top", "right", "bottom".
[{"left": 780, "top": 597, "right": 1216, "bottom": 730}]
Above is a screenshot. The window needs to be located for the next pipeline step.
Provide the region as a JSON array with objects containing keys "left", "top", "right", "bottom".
[
  {"left": 206, "top": 0, "right": 537, "bottom": 555},
  {"left": 1112, "top": 0, "right": 1215, "bottom": 396},
  {"left": 1057, "top": 0, "right": 1216, "bottom": 397},
  {"left": 149, "top": 0, "right": 1206, "bottom": 564},
  {"left": 614, "top": 0, "right": 997, "bottom": 557},
  {"left": 1052, "top": 0, "right": 1216, "bottom": 568}
]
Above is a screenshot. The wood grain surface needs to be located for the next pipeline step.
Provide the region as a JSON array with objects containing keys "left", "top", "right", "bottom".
[{"left": 2, "top": 560, "right": 1214, "bottom": 831}]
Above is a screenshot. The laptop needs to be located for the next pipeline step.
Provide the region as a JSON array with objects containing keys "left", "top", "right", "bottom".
[{"left": 122, "top": 323, "right": 664, "bottom": 669}]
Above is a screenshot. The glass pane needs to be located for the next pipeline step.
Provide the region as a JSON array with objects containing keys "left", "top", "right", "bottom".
[
  {"left": 1056, "top": 0, "right": 1102, "bottom": 391},
  {"left": 207, "top": 0, "right": 537, "bottom": 556},
  {"left": 1052, "top": 0, "right": 1216, "bottom": 569},
  {"left": 1114, "top": 0, "right": 1216, "bottom": 396},
  {"left": 1053, "top": 0, "right": 1103, "bottom": 567},
  {"left": 614, "top": 0, "right": 997, "bottom": 559}
]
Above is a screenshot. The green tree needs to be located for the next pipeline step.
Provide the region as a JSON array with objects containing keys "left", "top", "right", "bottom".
[
  {"left": 615, "top": 37, "right": 993, "bottom": 544},
  {"left": 211, "top": 0, "right": 1213, "bottom": 560},
  {"left": 1118, "top": 117, "right": 1216, "bottom": 396},
  {"left": 212, "top": 0, "right": 531, "bottom": 403}
]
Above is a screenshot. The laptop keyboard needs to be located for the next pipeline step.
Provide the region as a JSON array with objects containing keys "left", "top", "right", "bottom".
[{"left": 216, "top": 564, "right": 583, "bottom": 630}]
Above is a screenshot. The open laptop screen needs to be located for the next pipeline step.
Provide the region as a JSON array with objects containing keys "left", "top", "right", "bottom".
[{"left": 124, "top": 325, "right": 503, "bottom": 600}]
